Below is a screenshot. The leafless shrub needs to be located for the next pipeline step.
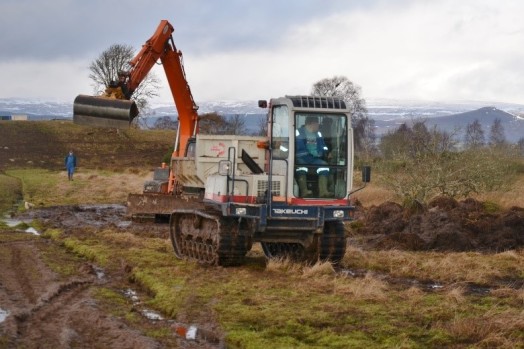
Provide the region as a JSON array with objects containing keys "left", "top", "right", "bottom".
[{"left": 378, "top": 121, "right": 516, "bottom": 206}]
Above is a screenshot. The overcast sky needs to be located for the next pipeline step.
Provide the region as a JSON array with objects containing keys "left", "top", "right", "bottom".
[{"left": 1, "top": 0, "right": 523, "bottom": 105}]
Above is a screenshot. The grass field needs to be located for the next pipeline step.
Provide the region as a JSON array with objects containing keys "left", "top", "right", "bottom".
[
  {"left": 3, "top": 166, "right": 523, "bottom": 348},
  {"left": 1, "top": 121, "right": 523, "bottom": 348}
]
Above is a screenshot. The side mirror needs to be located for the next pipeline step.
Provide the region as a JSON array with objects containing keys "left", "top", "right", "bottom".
[
  {"left": 218, "top": 160, "right": 232, "bottom": 176},
  {"left": 362, "top": 166, "right": 371, "bottom": 183},
  {"left": 349, "top": 165, "right": 371, "bottom": 196}
]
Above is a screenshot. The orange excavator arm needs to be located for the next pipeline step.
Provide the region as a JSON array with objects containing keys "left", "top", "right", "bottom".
[
  {"left": 73, "top": 19, "right": 199, "bottom": 157},
  {"left": 121, "top": 19, "right": 199, "bottom": 156}
]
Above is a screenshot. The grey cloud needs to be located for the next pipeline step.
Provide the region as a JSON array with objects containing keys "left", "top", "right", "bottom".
[{"left": 0, "top": 0, "right": 385, "bottom": 61}]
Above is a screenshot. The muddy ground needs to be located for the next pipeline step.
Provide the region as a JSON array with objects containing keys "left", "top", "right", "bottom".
[
  {"left": 1, "top": 198, "right": 523, "bottom": 348},
  {"left": 0, "top": 205, "right": 221, "bottom": 349}
]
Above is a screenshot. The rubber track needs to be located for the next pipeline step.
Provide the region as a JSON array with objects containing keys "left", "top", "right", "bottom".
[
  {"left": 317, "top": 221, "right": 347, "bottom": 265},
  {"left": 170, "top": 211, "right": 248, "bottom": 266},
  {"left": 261, "top": 221, "right": 347, "bottom": 264}
]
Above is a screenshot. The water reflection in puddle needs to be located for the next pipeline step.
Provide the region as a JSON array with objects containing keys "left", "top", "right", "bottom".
[
  {"left": 24, "top": 227, "right": 40, "bottom": 235},
  {"left": 141, "top": 309, "right": 164, "bottom": 321},
  {"left": 93, "top": 266, "right": 105, "bottom": 279},
  {"left": 2, "top": 215, "right": 40, "bottom": 235},
  {"left": 117, "top": 221, "right": 132, "bottom": 228},
  {"left": 0, "top": 308, "right": 9, "bottom": 323},
  {"left": 123, "top": 288, "right": 163, "bottom": 321}
]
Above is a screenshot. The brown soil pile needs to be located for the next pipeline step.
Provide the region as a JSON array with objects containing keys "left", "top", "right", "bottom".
[{"left": 354, "top": 197, "right": 524, "bottom": 252}]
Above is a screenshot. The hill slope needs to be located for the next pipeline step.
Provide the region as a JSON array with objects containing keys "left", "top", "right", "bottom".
[
  {"left": 0, "top": 120, "right": 176, "bottom": 170},
  {"left": 374, "top": 107, "right": 524, "bottom": 143},
  {"left": 425, "top": 107, "right": 524, "bottom": 142}
]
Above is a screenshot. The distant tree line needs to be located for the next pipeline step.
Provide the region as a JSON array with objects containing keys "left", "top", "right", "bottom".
[
  {"left": 377, "top": 118, "right": 520, "bottom": 207},
  {"left": 464, "top": 118, "right": 508, "bottom": 148},
  {"left": 153, "top": 113, "right": 265, "bottom": 136}
]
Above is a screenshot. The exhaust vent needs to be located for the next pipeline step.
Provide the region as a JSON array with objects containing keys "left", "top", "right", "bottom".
[{"left": 287, "top": 96, "right": 346, "bottom": 109}]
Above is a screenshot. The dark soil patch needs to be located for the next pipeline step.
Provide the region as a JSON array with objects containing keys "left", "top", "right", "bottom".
[{"left": 353, "top": 197, "right": 524, "bottom": 252}]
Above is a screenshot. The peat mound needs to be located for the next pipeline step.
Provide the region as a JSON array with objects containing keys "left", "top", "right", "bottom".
[{"left": 354, "top": 197, "right": 524, "bottom": 252}]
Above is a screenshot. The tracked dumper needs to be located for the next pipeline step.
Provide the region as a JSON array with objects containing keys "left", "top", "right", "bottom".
[{"left": 73, "top": 20, "right": 369, "bottom": 266}]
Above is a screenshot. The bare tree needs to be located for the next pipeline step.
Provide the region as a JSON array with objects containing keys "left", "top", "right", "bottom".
[
  {"left": 518, "top": 137, "right": 524, "bottom": 157},
  {"left": 311, "top": 76, "right": 374, "bottom": 154},
  {"left": 311, "top": 76, "right": 367, "bottom": 120},
  {"left": 256, "top": 115, "right": 268, "bottom": 137},
  {"left": 198, "top": 112, "right": 228, "bottom": 134},
  {"left": 89, "top": 44, "right": 134, "bottom": 92},
  {"left": 224, "top": 114, "right": 247, "bottom": 135},
  {"left": 489, "top": 118, "right": 506, "bottom": 146},
  {"left": 379, "top": 120, "right": 449, "bottom": 159},
  {"left": 153, "top": 116, "right": 177, "bottom": 130},
  {"left": 356, "top": 117, "right": 377, "bottom": 159},
  {"left": 88, "top": 44, "right": 161, "bottom": 115},
  {"left": 517, "top": 137, "right": 524, "bottom": 157},
  {"left": 464, "top": 119, "right": 485, "bottom": 149}
]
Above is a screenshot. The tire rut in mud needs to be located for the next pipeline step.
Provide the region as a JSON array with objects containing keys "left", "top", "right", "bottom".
[{"left": 0, "top": 236, "right": 161, "bottom": 349}]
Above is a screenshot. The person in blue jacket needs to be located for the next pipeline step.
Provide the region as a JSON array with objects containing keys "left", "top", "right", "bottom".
[
  {"left": 64, "top": 150, "right": 77, "bottom": 181},
  {"left": 295, "top": 116, "right": 332, "bottom": 197}
]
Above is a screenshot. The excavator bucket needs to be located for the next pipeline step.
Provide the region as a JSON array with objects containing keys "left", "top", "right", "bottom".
[{"left": 73, "top": 95, "right": 139, "bottom": 129}]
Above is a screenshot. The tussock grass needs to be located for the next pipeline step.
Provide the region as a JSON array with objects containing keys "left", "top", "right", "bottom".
[
  {"left": 438, "top": 310, "right": 524, "bottom": 348},
  {"left": 342, "top": 246, "right": 523, "bottom": 284},
  {"left": 490, "top": 287, "right": 524, "bottom": 308},
  {"left": 445, "top": 286, "right": 466, "bottom": 305},
  {"left": 265, "top": 257, "right": 302, "bottom": 273},
  {"left": 334, "top": 273, "right": 388, "bottom": 301},
  {"left": 302, "top": 260, "right": 336, "bottom": 278}
]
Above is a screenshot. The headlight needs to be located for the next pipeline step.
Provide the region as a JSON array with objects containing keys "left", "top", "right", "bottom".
[
  {"left": 333, "top": 210, "right": 344, "bottom": 218},
  {"left": 236, "top": 207, "right": 247, "bottom": 215}
]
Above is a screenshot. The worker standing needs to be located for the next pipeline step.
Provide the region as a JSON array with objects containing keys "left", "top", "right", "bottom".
[{"left": 64, "top": 150, "right": 77, "bottom": 181}]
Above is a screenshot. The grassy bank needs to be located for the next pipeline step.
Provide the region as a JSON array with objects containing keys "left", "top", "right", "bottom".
[
  {"left": 4, "top": 169, "right": 149, "bottom": 207},
  {"left": 47, "top": 228, "right": 523, "bottom": 348},
  {"left": 0, "top": 121, "right": 175, "bottom": 171},
  {"left": 2, "top": 169, "right": 520, "bottom": 348}
]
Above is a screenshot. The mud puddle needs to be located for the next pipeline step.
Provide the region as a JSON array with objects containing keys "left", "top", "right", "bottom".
[
  {"left": 340, "top": 268, "right": 510, "bottom": 296},
  {"left": 12, "top": 204, "right": 169, "bottom": 241},
  {"left": 123, "top": 288, "right": 164, "bottom": 321},
  {"left": 122, "top": 287, "right": 224, "bottom": 347}
]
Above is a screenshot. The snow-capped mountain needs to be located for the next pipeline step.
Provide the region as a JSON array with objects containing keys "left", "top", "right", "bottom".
[
  {"left": 151, "top": 100, "right": 264, "bottom": 116},
  {"left": 373, "top": 106, "right": 524, "bottom": 143},
  {"left": 1, "top": 97, "right": 523, "bottom": 142},
  {"left": 0, "top": 98, "right": 72, "bottom": 118}
]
